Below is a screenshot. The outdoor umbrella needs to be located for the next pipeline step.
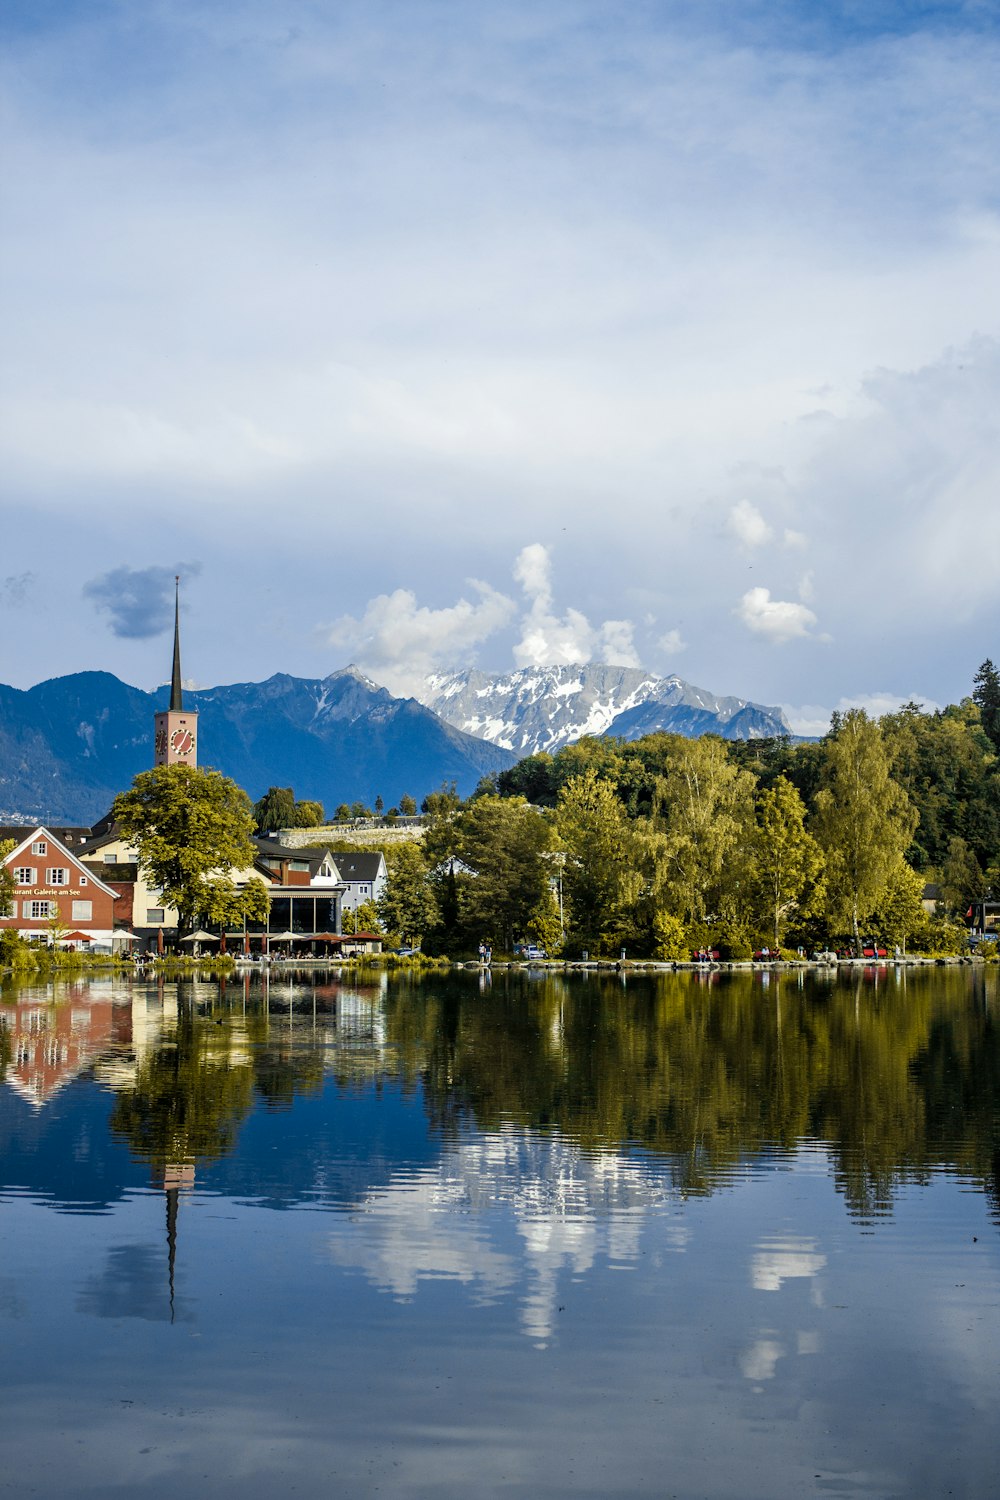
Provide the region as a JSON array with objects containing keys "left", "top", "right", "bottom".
[{"left": 179, "top": 930, "right": 221, "bottom": 944}]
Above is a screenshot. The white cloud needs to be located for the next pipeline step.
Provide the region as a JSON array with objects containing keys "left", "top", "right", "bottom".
[
  {"left": 324, "top": 582, "right": 516, "bottom": 697},
  {"left": 658, "top": 628, "right": 686, "bottom": 656},
  {"left": 736, "top": 587, "right": 818, "bottom": 644},
  {"left": 513, "top": 544, "right": 639, "bottom": 670},
  {"left": 784, "top": 528, "right": 807, "bottom": 550},
  {"left": 727, "top": 500, "right": 773, "bottom": 549}
]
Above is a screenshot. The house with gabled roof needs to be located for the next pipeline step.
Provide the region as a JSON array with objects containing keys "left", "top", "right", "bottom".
[
  {"left": 331, "top": 851, "right": 387, "bottom": 915},
  {"left": 1, "top": 826, "right": 122, "bottom": 949}
]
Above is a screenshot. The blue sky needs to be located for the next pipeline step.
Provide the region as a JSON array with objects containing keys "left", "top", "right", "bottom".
[{"left": 1, "top": 0, "right": 998, "bottom": 732}]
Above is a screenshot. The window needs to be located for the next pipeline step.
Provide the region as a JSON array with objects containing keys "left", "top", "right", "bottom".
[
  {"left": 105, "top": 852, "right": 117, "bottom": 863},
  {"left": 13, "top": 867, "right": 34, "bottom": 885},
  {"left": 71, "top": 900, "right": 93, "bottom": 922},
  {"left": 79, "top": 876, "right": 88, "bottom": 886},
  {"left": 31, "top": 840, "right": 47, "bottom": 856},
  {"left": 47, "top": 868, "right": 69, "bottom": 885},
  {"left": 146, "top": 908, "right": 165, "bottom": 924},
  {"left": 24, "top": 900, "right": 54, "bottom": 920}
]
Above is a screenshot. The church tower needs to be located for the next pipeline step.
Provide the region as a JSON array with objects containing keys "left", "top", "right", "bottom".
[{"left": 153, "top": 577, "right": 198, "bottom": 768}]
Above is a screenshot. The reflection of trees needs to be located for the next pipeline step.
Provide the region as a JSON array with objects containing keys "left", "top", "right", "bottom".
[
  {"left": 383, "top": 968, "right": 1000, "bottom": 1216},
  {"left": 110, "top": 1008, "right": 256, "bottom": 1167},
  {"left": 109, "top": 997, "right": 331, "bottom": 1170}
]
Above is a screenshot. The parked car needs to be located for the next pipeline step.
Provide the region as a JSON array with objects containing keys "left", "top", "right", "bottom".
[
  {"left": 518, "top": 944, "right": 548, "bottom": 960},
  {"left": 394, "top": 946, "right": 421, "bottom": 957}
]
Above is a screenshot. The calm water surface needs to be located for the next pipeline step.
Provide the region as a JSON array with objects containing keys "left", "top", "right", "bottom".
[{"left": 1, "top": 966, "right": 998, "bottom": 1499}]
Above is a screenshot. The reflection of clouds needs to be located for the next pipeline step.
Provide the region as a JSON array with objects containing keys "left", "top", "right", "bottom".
[
  {"left": 326, "top": 1127, "right": 672, "bottom": 1342},
  {"left": 752, "top": 1238, "right": 827, "bottom": 1292},
  {"left": 76, "top": 1242, "right": 192, "bottom": 1323},
  {"left": 740, "top": 1337, "right": 784, "bottom": 1381}
]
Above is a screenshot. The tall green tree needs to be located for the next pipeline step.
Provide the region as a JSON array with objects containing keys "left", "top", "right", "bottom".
[
  {"left": 556, "top": 769, "right": 643, "bottom": 954},
  {"left": 811, "top": 710, "right": 918, "bottom": 952},
  {"left": 747, "top": 776, "right": 825, "bottom": 949},
  {"left": 650, "top": 736, "right": 756, "bottom": 928},
  {"left": 253, "top": 786, "right": 297, "bottom": 832},
  {"left": 377, "top": 842, "right": 439, "bottom": 949},
  {"left": 973, "top": 658, "right": 1000, "bottom": 752},
  {"left": 252, "top": 787, "right": 326, "bottom": 832},
  {"left": 113, "top": 765, "right": 270, "bottom": 937},
  {"left": 444, "top": 794, "right": 554, "bottom": 953}
]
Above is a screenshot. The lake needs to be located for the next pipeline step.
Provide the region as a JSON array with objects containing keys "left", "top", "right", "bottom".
[{"left": 1, "top": 965, "right": 998, "bottom": 1499}]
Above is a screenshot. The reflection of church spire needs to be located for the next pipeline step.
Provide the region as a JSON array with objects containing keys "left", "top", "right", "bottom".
[
  {"left": 170, "top": 575, "right": 183, "bottom": 712},
  {"left": 166, "top": 1184, "right": 178, "bottom": 1323}
]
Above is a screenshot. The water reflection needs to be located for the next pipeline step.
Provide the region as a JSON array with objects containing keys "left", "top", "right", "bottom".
[
  {"left": 2, "top": 966, "right": 999, "bottom": 1221},
  {"left": 2, "top": 967, "right": 999, "bottom": 1498}
]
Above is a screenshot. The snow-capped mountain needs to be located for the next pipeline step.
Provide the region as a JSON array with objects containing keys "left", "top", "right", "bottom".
[{"left": 421, "top": 664, "right": 790, "bottom": 756}]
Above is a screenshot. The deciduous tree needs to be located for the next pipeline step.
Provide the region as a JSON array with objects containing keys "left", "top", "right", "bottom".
[
  {"left": 747, "top": 776, "right": 825, "bottom": 949},
  {"left": 113, "top": 765, "right": 269, "bottom": 937},
  {"left": 811, "top": 711, "right": 917, "bottom": 953}
]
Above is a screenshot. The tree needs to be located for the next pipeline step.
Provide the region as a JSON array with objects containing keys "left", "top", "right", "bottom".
[
  {"left": 112, "top": 765, "right": 270, "bottom": 937},
  {"left": 253, "top": 786, "right": 297, "bottom": 833},
  {"left": 377, "top": 843, "right": 439, "bottom": 949},
  {"left": 939, "top": 836, "right": 985, "bottom": 919},
  {"left": 0, "top": 838, "right": 15, "bottom": 919},
  {"left": 811, "top": 711, "right": 918, "bottom": 952},
  {"left": 747, "top": 776, "right": 825, "bottom": 949},
  {"left": 649, "top": 737, "right": 756, "bottom": 928},
  {"left": 342, "top": 899, "right": 382, "bottom": 936},
  {"left": 294, "top": 799, "right": 325, "bottom": 828},
  {"left": 253, "top": 787, "right": 325, "bottom": 832},
  {"left": 443, "top": 795, "right": 554, "bottom": 953},
  {"left": 973, "top": 658, "right": 1000, "bottom": 752},
  {"left": 399, "top": 794, "right": 417, "bottom": 816},
  {"left": 555, "top": 769, "right": 643, "bottom": 954}
]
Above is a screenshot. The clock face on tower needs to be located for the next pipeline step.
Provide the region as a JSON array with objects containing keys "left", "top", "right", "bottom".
[{"left": 170, "top": 727, "right": 195, "bottom": 757}]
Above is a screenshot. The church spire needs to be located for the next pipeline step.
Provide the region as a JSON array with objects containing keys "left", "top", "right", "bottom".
[
  {"left": 154, "top": 575, "right": 198, "bottom": 767},
  {"left": 170, "top": 576, "right": 183, "bottom": 711}
]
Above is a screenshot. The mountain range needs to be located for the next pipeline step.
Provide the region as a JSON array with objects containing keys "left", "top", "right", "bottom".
[
  {"left": 0, "top": 668, "right": 514, "bottom": 825},
  {"left": 423, "top": 664, "right": 790, "bottom": 755},
  {"left": 0, "top": 663, "right": 790, "bottom": 824}
]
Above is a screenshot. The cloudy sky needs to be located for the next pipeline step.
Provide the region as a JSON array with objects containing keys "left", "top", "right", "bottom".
[{"left": 2, "top": 0, "right": 998, "bottom": 733}]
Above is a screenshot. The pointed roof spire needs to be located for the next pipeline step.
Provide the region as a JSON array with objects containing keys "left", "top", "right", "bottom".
[{"left": 170, "top": 575, "right": 183, "bottom": 711}]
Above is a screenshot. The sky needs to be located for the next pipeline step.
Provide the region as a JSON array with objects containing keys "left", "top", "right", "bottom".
[{"left": 1, "top": 0, "right": 998, "bottom": 734}]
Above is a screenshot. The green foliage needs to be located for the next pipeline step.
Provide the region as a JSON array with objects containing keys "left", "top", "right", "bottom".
[
  {"left": 441, "top": 795, "right": 554, "bottom": 953},
  {"left": 880, "top": 701, "right": 1000, "bottom": 869},
  {"left": 939, "top": 836, "right": 985, "bottom": 918},
  {"left": 973, "top": 658, "right": 1000, "bottom": 752},
  {"left": 399, "top": 794, "right": 417, "bottom": 816},
  {"left": 343, "top": 899, "right": 382, "bottom": 935},
  {"left": 253, "top": 786, "right": 326, "bottom": 832},
  {"left": 747, "top": 776, "right": 825, "bottom": 949},
  {"left": 812, "top": 710, "right": 918, "bottom": 952},
  {"left": 648, "top": 736, "right": 756, "bottom": 927},
  {"left": 112, "top": 765, "right": 269, "bottom": 937},
  {"left": 377, "top": 842, "right": 439, "bottom": 949},
  {"left": 651, "top": 910, "right": 689, "bottom": 961},
  {"left": 556, "top": 769, "right": 643, "bottom": 955},
  {"left": 0, "top": 837, "right": 14, "bottom": 920}
]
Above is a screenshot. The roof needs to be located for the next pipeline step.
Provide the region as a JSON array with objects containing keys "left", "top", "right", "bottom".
[
  {"left": 2, "top": 826, "right": 121, "bottom": 899},
  {"left": 0, "top": 824, "right": 93, "bottom": 848},
  {"left": 333, "top": 852, "right": 385, "bottom": 882}
]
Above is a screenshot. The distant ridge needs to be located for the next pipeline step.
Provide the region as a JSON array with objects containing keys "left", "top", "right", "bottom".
[
  {"left": 421, "top": 664, "right": 790, "bottom": 756},
  {"left": 0, "top": 667, "right": 514, "bottom": 824}
]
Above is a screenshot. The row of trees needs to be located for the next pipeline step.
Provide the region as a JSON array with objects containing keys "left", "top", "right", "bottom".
[
  {"left": 375, "top": 681, "right": 999, "bottom": 959},
  {"left": 251, "top": 787, "right": 424, "bottom": 833}
]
